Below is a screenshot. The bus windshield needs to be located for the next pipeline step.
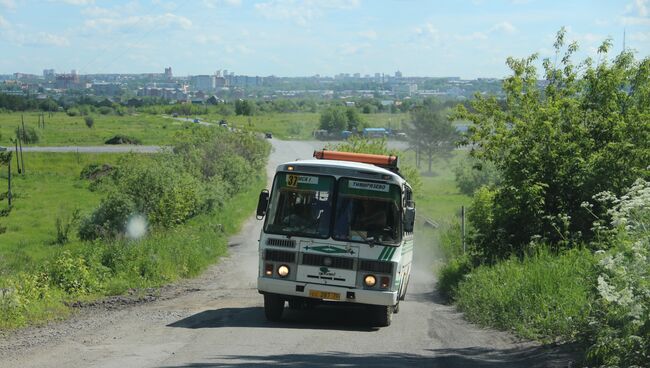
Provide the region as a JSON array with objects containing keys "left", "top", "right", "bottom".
[
  {"left": 333, "top": 178, "right": 402, "bottom": 245},
  {"left": 264, "top": 173, "right": 335, "bottom": 238}
]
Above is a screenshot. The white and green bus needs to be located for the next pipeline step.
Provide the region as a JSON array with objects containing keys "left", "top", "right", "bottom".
[{"left": 255, "top": 150, "right": 415, "bottom": 326}]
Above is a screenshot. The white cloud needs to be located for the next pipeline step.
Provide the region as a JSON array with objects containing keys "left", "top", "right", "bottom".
[
  {"left": 413, "top": 22, "right": 440, "bottom": 43},
  {"left": 0, "top": 0, "right": 16, "bottom": 9},
  {"left": 203, "top": 0, "right": 241, "bottom": 7},
  {"left": 358, "top": 29, "right": 377, "bottom": 40},
  {"left": 3, "top": 29, "right": 70, "bottom": 47},
  {"left": 81, "top": 6, "right": 118, "bottom": 17},
  {"left": 255, "top": 0, "right": 360, "bottom": 26},
  {"left": 35, "top": 32, "right": 71, "bottom": 46},
  {"left": 626, "top": 0, "right": 648, "bottom": 16},
  {"left": 0, "top": 15, "right": 9, "bottom": 29},
  {"left": 339, "top": 42, "right": 369, "bottom": 55},
  {"left": 84, "top": 13, "right": 192, "bottom": 32},
  {"left": 49, "top": 0, "right": 95, "bottom": 5},
  {"left": 490, "top": 21, "right": 516, "bottom": 34},
  {"left": 622, "top": 0, "right": 650, "bottom": 24},
  {"left": 196, "top": 34, "right": 222, "bottom": 44},
  {"left": 455, "top": 31, "right": 488, "bottom": 41},
  {"left": 629, "top": 31, "right": 650, "bottom": 41}
]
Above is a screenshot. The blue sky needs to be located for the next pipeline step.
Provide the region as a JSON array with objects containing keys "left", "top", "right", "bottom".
[{"left": 0, "top": 0, "right": 648, "bottom": 78}]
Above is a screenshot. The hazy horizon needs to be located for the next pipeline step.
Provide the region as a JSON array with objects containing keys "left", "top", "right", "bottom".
[{"left": 1, "top": 0, "right": 648, "bottom": 79}]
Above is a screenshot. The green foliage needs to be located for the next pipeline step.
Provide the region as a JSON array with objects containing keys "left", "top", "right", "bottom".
[
  {"left": 235, "top": 99, "right": 256, "bottom": 116},
  {"left": 48, "top": 251, "right": 100, "bottom": 294},
  {"left": 453, "top": 156, "right": 501, "bottom": 196},
  {"left": 319, "top": 106, "right": 349, "bottom": 132},
  {"left": 66, "top": 107, "right": 80, "bottom": 117},
  {"left": 455, "top": 28, "right": 650, "bottom": 260},
  {"left": 78, "top": 192, "right": 135, "bottom": 240},
  {"left": 15, "top": 125, "right": 39, "bottom": 144},
  {"left": 437, "top": 254, "right": 472, "bottom": 301},
  {"left": 53, "top": 209, "right": 80, "bottom": 245},
  {"left": 405, "top": 106, "right": 459, "bottom": 174},
  {"left": 84, "top": 116, "right": 94, "bottom": 128},
  {"left": 456, "top": 248, "right": 596, "bottom": 341},
  {"left": 584, "top": 179, "right": 650, "bottom": 367}
]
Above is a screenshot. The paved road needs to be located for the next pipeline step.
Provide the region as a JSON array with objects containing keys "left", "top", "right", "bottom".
[{"left": 0, "top": 139, "right": 574, "bottom": 368}]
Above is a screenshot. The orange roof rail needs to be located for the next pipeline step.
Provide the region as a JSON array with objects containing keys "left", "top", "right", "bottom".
[{"left": 313, "top": 150, "right": 399, "bottom": 172}]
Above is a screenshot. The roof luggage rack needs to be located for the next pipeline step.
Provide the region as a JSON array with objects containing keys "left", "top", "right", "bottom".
[{"left": 313, "top": 150, "right": 400, "bottom": 174}]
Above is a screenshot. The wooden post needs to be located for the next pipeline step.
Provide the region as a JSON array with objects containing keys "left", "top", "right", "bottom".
[
  {"left": 18, "top": 129, "right": 25, "bottom": 175},
  {"left": 461, "top": 206, "right": 466, "bottom": 254},
  {"left": 14, "top": 139, "right": 21, "bottom": 174},
  {"left": 7, "top": 158, "right": 11, "bottom": 207}
]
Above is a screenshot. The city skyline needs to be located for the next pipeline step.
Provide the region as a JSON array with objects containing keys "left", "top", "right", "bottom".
[{"left": 0, "top": 0, "right": 648, "bottom": 79}]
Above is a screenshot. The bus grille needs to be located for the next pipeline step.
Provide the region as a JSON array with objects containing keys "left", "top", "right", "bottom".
[
  {"left": 359, "top": 260, "right": 393, "bottom": 274},
  {"left": 265, "top": 249, "right": 296, "bottom": 263},
  {"left": 302, "top": 254, "right": 354, "bottom": 270},
  {"left": 266, "top": 238, "right": 296, "bottom": 248}
]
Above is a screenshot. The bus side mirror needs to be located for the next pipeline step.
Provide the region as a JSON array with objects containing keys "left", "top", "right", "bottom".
[
  {"left": 256, "top": 190, "right": 269, "bottom": 220},
  {"left": 403, "top": 201, "right": 415, "bottom": 232}
]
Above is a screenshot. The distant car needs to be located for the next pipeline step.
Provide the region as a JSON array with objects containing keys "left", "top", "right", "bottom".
[
  {"left": 265, "top": 132, "right": 273, "bottom": 139},
  {"left": 193, "top": 118, "right": 200, "bottom": 123},
  {"left": 172, "top": 113, "right": 179, "bottom": 118}
]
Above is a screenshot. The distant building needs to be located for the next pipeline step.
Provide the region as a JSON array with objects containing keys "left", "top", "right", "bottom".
[
  {"left": 192, "top": 75, "right": 215, "bottom": 91},
  {"left": 395, "top": 70, "right": 403, "bottom": 78},
  {"left": 92, "top": 82, "right": 123, "bottom": 96},
  {"left": 164, "top": 67, "right": 173, "bottom": 79},
  {"left": 43, "top": 69, "right": 55, "bottom": 81}
]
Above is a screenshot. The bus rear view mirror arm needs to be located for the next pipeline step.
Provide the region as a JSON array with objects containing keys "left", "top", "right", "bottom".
[
  {"left": 404, "top": 202, "right": 416, "bottom": 233},
  {"left": 256, "top": 190, "right": 269, "bottom": 220}
]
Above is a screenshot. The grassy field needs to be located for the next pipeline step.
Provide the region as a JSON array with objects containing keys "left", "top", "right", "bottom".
[
  {"left": 0, "top": 152, "right": 125, "bottom": 275},
  {"left": 0, "top": 112, "right": 187, "bottom": 146},
  {"left": 1, "top": 111, "right": 411, "bottom": 144},
  {"left": 210, "top": 112, "right": 410, "bottom": 140}
]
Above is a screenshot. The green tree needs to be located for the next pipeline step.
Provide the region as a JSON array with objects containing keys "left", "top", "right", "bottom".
[
  {"left": 319, "top": 106, "right": 348, "bottom": 132},
  {"left": 455, "top": 28, "right": 650, "bottom": 260},
  {"left": 405, "top": 107, "right": 458, "bottom": 174}
]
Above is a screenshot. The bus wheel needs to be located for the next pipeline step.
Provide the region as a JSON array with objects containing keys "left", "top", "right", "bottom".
[
  {"left": 264, "top": 294, "right": 285, "bottom": 321},
  {"left": 370, "top": 305, "right": 392, "bottom": 327}
]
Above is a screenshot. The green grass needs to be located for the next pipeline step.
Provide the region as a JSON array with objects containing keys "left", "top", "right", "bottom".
[
  {"left": 0, "top": 112, "right": 187, "bottom": 146},
  {"left": 456, "top": 248, "right": 596, "bottom": 341},
  {"left": 0, "top": 157, "right": 266, "bottom": 329},
  {"left": 0, "top": 152, "right": 124, "bottom": 275}
]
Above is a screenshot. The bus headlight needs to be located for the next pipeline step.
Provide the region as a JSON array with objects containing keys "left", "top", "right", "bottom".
[
  {"left": 277, "top": 265, "right": 290, "bottom": 278},
  {"left": 364, "top": 275, "right": 377, "bottom": 287}
]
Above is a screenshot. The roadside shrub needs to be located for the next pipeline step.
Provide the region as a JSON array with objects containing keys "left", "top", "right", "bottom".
[
  {"left": 84, "top": 116, "right": 94, "bottom": 128},
  {"left": 48, "top": 251, "right": 99, "bottom": 294},
  {"left": 78, "top": 192, "right": 135, "bottom": 240},
  {"left": 53, "top": 209, "right": 80, "bottom": 245},
  {"left": 456, "top": 248, "right": 595, "bottom": 341},
  {"left": 111, "top": 154, "right": 205, "bottom": 227},
  {"left": 0, "top": 272, "right": 52, "bottom": 328},
  {"left": 15, "top": 126, "right": 40, "bottom": 144},
  {"left": 437, "top": 255, "right": 472, "bottom": 301},
  {"left": 66, "top": 107, "right": 80, "bottom": 116},
  {"left": 98, "top": 106, "right": 113, "bottom": 115}
]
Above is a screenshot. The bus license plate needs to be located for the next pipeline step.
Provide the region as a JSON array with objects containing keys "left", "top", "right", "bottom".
[{"left": 309, "top": 290, "right": 340, "bottom": 300}]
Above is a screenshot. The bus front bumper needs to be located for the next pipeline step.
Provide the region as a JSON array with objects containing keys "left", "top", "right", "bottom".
[{"left": 258, "top": 277, "right": 398, "bottom": 306}]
